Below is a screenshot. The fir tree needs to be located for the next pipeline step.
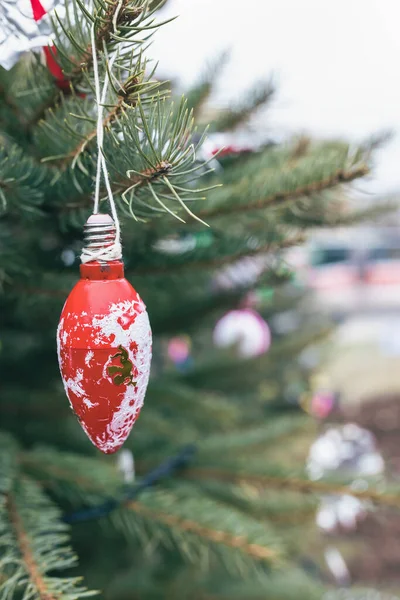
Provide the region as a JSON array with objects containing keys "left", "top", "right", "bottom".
[{"left": 0, "top": 1, "right": 394, "bottom": 598}]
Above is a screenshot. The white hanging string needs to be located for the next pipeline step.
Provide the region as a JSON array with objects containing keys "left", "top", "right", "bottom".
[{"left": 81, "top": 18, "right": 122, "bottom": 263}]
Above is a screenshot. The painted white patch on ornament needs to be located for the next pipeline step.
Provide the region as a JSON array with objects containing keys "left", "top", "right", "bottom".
[
  {"left": 85, "top": 350, "right": 94, "bottom": 367},
  {"left": 57, "top": 317, "right": 79, "bottom": 414},
  {"left": 56, "top": 318, "right": 64, "bottom": 369},
  {"left": 92, "top": 299, "right": 144, "bottom": 345},
  {"left": 66, "top": 368, "right": 86, "bottom": 398},
  {"left": 83, "top": 397, "right": 98, "bottom": 408},
  {"left": 92, "top": 301, "right": 152, "bottom": 453}
]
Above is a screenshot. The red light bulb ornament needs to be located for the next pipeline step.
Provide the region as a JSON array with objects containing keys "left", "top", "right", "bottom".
[
  {"left": 57, "top": 23, "right": 152, "bottom": 453},
  {"left": 57, "top": 214, "right": 152, "bottom": 453},
  {"left": 58, "top": 22, "right": 152, "bottom": 453}
]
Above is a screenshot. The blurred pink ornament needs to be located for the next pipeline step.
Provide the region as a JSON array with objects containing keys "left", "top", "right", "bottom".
[
  {"left": 311, "top": 390, "right": 336, "bottom": 419},
  {"left": 167, "top": 336, "right": 191, "bottom": 365},
  {"left": 213, "top": 309, "right": 271, "bottom": 358}
]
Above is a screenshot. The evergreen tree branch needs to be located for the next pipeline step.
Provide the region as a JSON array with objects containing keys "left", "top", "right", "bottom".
[
  {"left": 28, "top": 0, "right": 166, "bottom": 125},
  {"left": 21, "top": 456, "right": 110, "bottom": 493},
  {"left": 0, "top": 83, "right": 29, "bottom": 130},
  {"left": 0, "top": 141, "right": 47, "bottom": 214},
  {"left": 1, "top": 478, "right": 95, "bottom": 600},
  {"left": 22, "top": 448, "right": 282, "bottom": 568},
  {"left": 127, "top": 500, "right": 279, "bottom": 561},
  {"left": 199, "top": 164, "right": 369, "bottom": 220},
  {"left": 185, "top": 51, "right": 229, "bottom": 118},
  {"left": 182, "top": 468, "right": 400, "bottom": 509},
  {"left": 211, "top": 80, "right": 275, "bottom": 132},
  {"left": 52, "top": 97, "right": 214, "bottom": 223},
  {"left": 57, "top": 96, "right": 125, "bottom": 167},
  {"left": 61, "top": 161, "right": 174, "bottom": 211},
  {"left": 6, "top": 493, "right": 57, "bottom": 600},
  {"left": 67, "top": 2, "right": 145, "bottom": 81},
  {"left": 132, "top": 234, "right": 304, "bottom": 275},
  {"left": 0, "top": 432, "right": 18, "bottom": 497},
  {"left": 40, "top": 61, "right": 163, "bottom": 168},
  {"left": 27, "top": 89, "right": 60, "bottom": 130}
]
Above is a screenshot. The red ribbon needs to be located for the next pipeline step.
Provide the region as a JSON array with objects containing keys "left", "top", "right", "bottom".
[
  {"left": 30, "top": 0, "right": 47, "bottom": 21},
  {"left": 29, "top": 0, "right": 72, "bottom": 91},
  {"left": 43, "top": 46, "right": 71, "bottom": 91}
]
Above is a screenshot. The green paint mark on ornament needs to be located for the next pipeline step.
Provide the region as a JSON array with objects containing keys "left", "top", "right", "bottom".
[{"left": 107, "top": 345, "right": 136, "bottom": 386}]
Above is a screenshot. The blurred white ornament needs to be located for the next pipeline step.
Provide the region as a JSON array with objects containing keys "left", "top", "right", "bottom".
[
  {"left": 307, "top": 424, "right": 384, "bottom": 481},
  {"left": 213, "top": 309, "right": 271, "bottom": 358},
  {"left": 317, "top": 494, "right": 366, "bottom": 533},
  {"left": 117, "top": 449, "right": 135, "bottom": 483},
  {"left": 0, "top": 0, "right": 63, "bottom": 69},
  {"left": 61, "top": 248, "right": 75, "bottom": 266},
  {"left": 212, "top": 255, "right": 268, "bottom": 291},
  {"left": 308, "top": 424, "right": 384, "bottom": 538},
  {"left": 297, "top": 345, "right": 321, "bottom": 369},
  {"left": 316, "top": 503, "right": 337, "bottom": 532},
  {"left": 199, "top": 132, "right": 257, "bottom": 162},
  {"left": 153, "top": 235, "right": 197, "bottom": 255},
  {"left": 271, "top": 309, "right": 301, "bottom": 334},
  {"left": 324, "top": 547, "right": 351, "bottom": 586},
  {"left": 323, "top": 592, "right": 400, "bottom": 600}
]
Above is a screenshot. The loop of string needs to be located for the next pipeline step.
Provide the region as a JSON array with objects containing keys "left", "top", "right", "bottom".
[{"left": 81, "top": 15, "right": 122, "bottom": 264}]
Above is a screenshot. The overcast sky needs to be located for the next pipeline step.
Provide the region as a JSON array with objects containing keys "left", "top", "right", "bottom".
[{"left": 151, "top": 0, "right": 400, "bottom": 196}]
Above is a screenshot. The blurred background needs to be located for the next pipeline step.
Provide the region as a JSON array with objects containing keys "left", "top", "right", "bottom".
[{"left": 153, "top": 0, "right": 400, "bottom": 594}]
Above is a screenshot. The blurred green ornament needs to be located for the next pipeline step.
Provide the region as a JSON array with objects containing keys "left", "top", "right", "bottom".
[
  {"left": 193, "top": 230, "right": 214, "bottom": 249},
  {"left": 255, "top": 287, "right": 275, "bottom": 303}
]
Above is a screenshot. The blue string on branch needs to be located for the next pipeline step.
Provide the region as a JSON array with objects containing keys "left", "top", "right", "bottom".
[{"left": 63, "top": 444, "right": 197, "bottom": 524}]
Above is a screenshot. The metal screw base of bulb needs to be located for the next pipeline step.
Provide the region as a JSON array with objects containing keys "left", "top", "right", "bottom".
[{"left": 83, "top": 214, "right": 117, "bottom": 256}]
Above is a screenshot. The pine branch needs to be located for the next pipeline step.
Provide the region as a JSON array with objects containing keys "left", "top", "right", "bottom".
[
  {"left": 21, "top": 457, "right": 109, "bottom": 493},
  {"left": 22, "top": 449, "right": 281, "bottom": 568},
  {"left": 127, "top": 500, "right": 279, "bottom": 561},
  {"left": 0, "top": 140, "right": 47, "bottom": 214},
  {"left": 0, "top": 83, "right": 29, "bottom": 131},
  {"left": 0, "top": 432, "right": 18, "bottom": 497},
  {"left": 1, "top": 478, "right": 95, "bottom": 600},
  {"left": 7, "top": 494, "right": 57, "bottom": 600},
  {"left": 53, "top": 97, "right": 214, "bottom": 224},
  {"left": 67, "top": 2, "right": 145, "bottom": 81},
  {"left": 20, "top": 448, "right": 122, "bottom": 502},
  {"left": 27, "top": 89, "right": 60, "bottom": 130},
  {"left": 28, "top": 0, "right": 166, "bottom": 125},
  {"left": 182, "top": 468, "right": 400, "bottom": 509},
  {"left": 185, "top": 51, "right": 229, "bottom": 119},
  {"left": 196, "top": 418, "right": 310, "bottom": 456},
  {"left": 119, "top": 487, "right": 283, "bottom": 570},
  {"left": 199, "top": 164, "right": 369, "bottom": 220},
  {"left": 56, "top": 96, "right": 124, "bottom": 167},
  {"left": 61, "top": 161, "right": 174, "bottom": 210},
  {"left": 132, "top": 234, "right": 304, "bottom": 276},
  {"left": 40, "top": 60, "right": 163, "bottom": 168},
  {"left": 211, "top": 80, "right": 275, "bottom": 132}
]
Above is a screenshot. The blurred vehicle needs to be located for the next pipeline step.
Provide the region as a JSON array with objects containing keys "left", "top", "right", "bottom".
[{"left": 296, "top": 228, "right": 400, "bottom": 314}]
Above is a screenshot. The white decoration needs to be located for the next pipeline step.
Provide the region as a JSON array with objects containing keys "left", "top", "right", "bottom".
[
  {"left": 213, "top": 309, "right": 271, "bottom": 358},
  {"left": 307, "top": 424, "right": 384, "bottom": 481},
  {"left": 324, "top": 547, "right": 351, "bottom": 586},
  {"left": 316, "top": 495, "right": 366, "bottom": 532},
  {"left": 117, "top": 449, "right": 135, "bottom": 483},
  {"left": 0, "top": 0, "right": 63, "bottom": 70}
]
